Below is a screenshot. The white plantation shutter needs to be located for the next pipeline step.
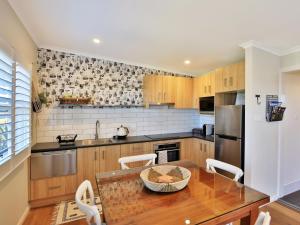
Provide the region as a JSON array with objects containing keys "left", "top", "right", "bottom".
[
  {"left": 0, "top": 51, "right": 13, "bottom": 164},
  {"left": 15, "top": 64, "right": 31, "bottom": 154}
]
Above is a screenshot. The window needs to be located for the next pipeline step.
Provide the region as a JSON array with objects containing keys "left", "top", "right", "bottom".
[
  {"left": 0, "top": 51, "right": 13, "bottom": 164},
  {"left": 15, "top": 65, "right": 31, "bottom": 154},
  {"left": 0, "top": 50, "right": 31, "bottom": 165}
]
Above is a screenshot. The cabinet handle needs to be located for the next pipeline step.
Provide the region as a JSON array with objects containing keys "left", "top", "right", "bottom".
[
  {"left": 204, "top": 86, "right": 207, "bottom": 94},
  {"left": 164, "top": 92, "right": 166, "bottom": 101},
  {"left": 102, "top": 151, "right": 105, "bottom": 160},
  {"left": 208, "top": 85, "right": 211, "bottom": 94},
  {"left": 200, "top": 143, "right": 202, "bottom": 151},
  {"left": 224, "top": 78, "right": 227, "bottom": 87},
  {"left": 204, "top": 144, "right": 207, "bottom": 153},
  {"left": 229, "top": 76, "right": 233, "bottom": 86},
  {"left": 94, "top": 151, "right": 97, "bottom": 161},
  {"left": 48, "top": 185, "right": 61, "bottom": 190}
]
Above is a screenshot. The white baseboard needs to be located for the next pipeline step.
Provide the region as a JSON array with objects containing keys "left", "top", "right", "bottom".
[
  {"left": 283, "top": 179, "right": 300, "bottom": 196},
  {"left": 17, "top": 206, "right": 29, "bottom": 225}
]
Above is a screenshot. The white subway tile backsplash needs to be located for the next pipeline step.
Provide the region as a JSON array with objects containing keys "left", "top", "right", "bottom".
[{"left": 35, "top": 107, "right": 213, "bottom": 143}]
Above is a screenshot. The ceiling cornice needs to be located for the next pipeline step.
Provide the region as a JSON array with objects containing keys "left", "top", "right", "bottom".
[
  {"left": 240, "top": 40, "right": 300, "bottom": 57},
  {"left": 39, "top": 45, "right": 192, "bottom": 76},
  {"left": 280, "top": 46, "right": 300, "bottom": 56},
  {"left": 239, "top": 40, "right": 281, "bottom": 56}
]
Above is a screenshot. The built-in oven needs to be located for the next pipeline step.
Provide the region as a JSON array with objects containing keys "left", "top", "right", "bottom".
[
  {"left": 154, "top": 142, "right": 180, "bottom": 164},
  {"left": 30, "top": 149, "right": 77, "bottom": 179}
]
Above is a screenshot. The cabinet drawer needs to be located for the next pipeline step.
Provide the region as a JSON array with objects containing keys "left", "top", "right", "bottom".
[{"left": 30, "top": 175, "right": 77, "bottom": 200}]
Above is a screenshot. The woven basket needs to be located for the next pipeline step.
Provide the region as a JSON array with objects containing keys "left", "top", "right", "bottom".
[{"left": 140, "top": 165, "right": 191, "bottom": 192}]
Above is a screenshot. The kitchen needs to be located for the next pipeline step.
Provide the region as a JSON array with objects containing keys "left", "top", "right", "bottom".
[{"left": 1, "top": 1, "right": 300, "bottom": 225}]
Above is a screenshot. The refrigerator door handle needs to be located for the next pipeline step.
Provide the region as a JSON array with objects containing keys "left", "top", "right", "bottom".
[{"left": 216, "top": 134, "right": 238, "bottom": 141}]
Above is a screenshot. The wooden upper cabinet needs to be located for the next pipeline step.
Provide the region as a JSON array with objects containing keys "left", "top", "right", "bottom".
[
  {"left": 215, "top": 61, "right": 245, "bottom": 93},
  {"left": 162, "top": 76, "right": 176, "bottom": 103},
  {"left": 236, "top": 61, "right": 245, "bottom": 91},
  {"left": 175, "top": 76, "right": 193, "bottom": 109},
  {"left": 192, "top": 76, "right": 201, "bottom": 109},
  {"left": 143, "top": 75, "right": 176, "bottom": 105},
  {"left": 215, "top": 68, "right": 224, "bottom": 93}
]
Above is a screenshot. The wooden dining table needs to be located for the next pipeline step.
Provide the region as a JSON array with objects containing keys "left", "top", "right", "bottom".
[{"left": 96, "top": 160, "right": 269, "bottom": 225}]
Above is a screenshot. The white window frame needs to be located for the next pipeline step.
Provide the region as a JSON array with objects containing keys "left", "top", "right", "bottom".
[{"left": 0, "top": 48, "right": 31, "bottom": 166}]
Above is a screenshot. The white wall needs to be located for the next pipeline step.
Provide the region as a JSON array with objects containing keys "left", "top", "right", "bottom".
[
  {"left": 279, "top": 72, "right": 300, "bottom": 195},
  {"left": 36, "top": 107, "right": 202, "bottom": 142},
  {"left": 244, "top": 46, "right": 280, "bottom": 199}
]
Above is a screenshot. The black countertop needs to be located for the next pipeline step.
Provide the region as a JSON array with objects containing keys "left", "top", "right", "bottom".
[{"left": 31, "top": 132, "right": 214, "bottom": 153}]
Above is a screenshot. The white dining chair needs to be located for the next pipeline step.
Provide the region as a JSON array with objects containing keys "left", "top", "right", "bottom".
[
  {"left": 255, "top": 212, "right": 271, "bottom": 225},
  {"left": 75, "top": 180, "right": 103, "bottom": 225},
  {"left": 206, "top": 158, "right": 244, "bottom": 182},
  {"left": 118, "top": 153, "right": 157, "bottom": 170}
]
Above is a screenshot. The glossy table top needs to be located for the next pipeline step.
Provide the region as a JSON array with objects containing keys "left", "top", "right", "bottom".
[{"left": 96, "top": 160, "right": 269, "bottom": 225}]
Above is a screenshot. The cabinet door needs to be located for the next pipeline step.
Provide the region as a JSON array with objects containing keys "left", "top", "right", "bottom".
[
  {"left": 77, "top": 147, "right": 98, "bottom": 188},
  {"left": 201, "top": 141, "right": 210, "bottom": 167},
  {"left": 215, "top": 68, "right": 224, "bottom": 93},
  {"left": 191, "top": 139, "right": 202, "bottom": 167},
  {"left": 175, "top": 77, "right": 193, "bottom": 108},
  {"left": 224, "top": 64, "right": 238, "bottom": 92},
  {"left": 98, "top": 145, "right": 121, "bottom": 173},
  {"left": 192, "top": 77, "right": 201, "bottom": 109},
  {"left": 120, "top": 143, "right": 152, "bottom": 168},
  {"left": 208, "top": 71, "right": 215, "bottom": 96},
  {"left": 236, "top": 61, "right": 245, "bottom": 91},
  {"left": 180, "top": 138, "right": 193, "bottom": 160},
  {"left": 208, "top": 142, "right": 215, "bottom": 159},
  {"left": 30, "top": 175, "right": 77, "bottom": 200},
  {"left": 162, "top": 76, "right": 176, "bottom": 103}
]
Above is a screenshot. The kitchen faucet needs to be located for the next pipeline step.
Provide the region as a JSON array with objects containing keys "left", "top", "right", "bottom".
[{"left": 95, "top": 120, "right": 100, "bottom": 139}]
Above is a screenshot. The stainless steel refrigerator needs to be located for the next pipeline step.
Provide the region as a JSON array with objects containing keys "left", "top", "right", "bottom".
[{"left": 215, "top": 105, "right": 245, "bottom": 182}]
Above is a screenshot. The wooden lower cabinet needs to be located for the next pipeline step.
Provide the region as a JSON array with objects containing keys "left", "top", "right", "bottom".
[
  {"left": 77, "top": 147, "right": 98, "bottom": 188},
  {"left": 179, "top": 138, "right": 214, "bottom": 167},
  {"left": 120, "top": 143, "right": 152, "bottom": 168},
  {"left": 97, "top": 145, "right": 121, "bottom": 173},
  {"left": 30, "top": 139, "right": 215, "bottom": 206},
  {"left": 180, "top": 138, "right": 193, "bottom": 160},
  {"left": 30, "top": 175, "right": 77, "bottom": 201}
]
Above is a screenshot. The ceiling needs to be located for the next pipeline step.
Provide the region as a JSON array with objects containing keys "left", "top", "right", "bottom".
[{"left": 8, "top": 0, "right": 300, "bottom": 75}]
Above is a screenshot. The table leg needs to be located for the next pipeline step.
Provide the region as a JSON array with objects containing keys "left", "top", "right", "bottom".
[{"left": 240, "top": 208, "right": 259, "bottom": 225}]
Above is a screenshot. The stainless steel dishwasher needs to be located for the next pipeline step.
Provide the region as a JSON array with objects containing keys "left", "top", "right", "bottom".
[{"left": 30, "top": 149, "right": 77, "bottom": 179}]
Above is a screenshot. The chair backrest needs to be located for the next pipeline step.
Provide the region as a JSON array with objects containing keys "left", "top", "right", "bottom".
[
  {"left": 75, "top": 180, "right": 101, "bottom": 225},
  {"left": 118, "top": 153, "right": 157, "bottom": 170},
  {"left": 206, "top": 158, "right": 244, "bottom": 182},
  {"left": 254, "top": 212, "right": 271, "bottom": 225}
]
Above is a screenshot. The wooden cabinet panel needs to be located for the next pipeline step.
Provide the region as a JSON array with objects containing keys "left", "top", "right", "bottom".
[
  {"left": 215, "top": 68, "right": 224, "bottom": 93},
  {"left": 162, "top": 76, "right": 176, "bottom": 103},
  {"left": 175, "top": 77, "right": 193, "bottom": 108},
  {"left": 98, "top": 145, "right": 121, "bottom": 173},
  {"left": 190, "top": 139, "right": 214, "bottom": 168},
  {"left": 120, "top": 143, "right": 152, "bottom": 168},
  {"left": 237, "top": 61, "right": 245, "bottom": 91},
  {"left": 77, "top": 147, "right": 98, "bottom": 188},
  {"left": 192, "top": 77, "right": 201, "bottom": 109},
  {"left": 208, "top": 142, "right": 215, "bottom": 159},
  {"left": 180, "top": 138, "right": 193, "bottom": 160},
  {"left": 143, "top": 75, "right": 176, "bottom": 105},
  {"left": 215, "top": 61, "right": 245, "bottom": 93},
  {"left": 30, "top": 175, "right": 77, "bottom": 200}
]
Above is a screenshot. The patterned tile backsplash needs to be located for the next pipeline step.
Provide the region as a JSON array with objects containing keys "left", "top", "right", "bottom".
[
  {"left": 35, "top": 107, "right": 207, "bottom": 142},
  {"left": 35, "top": 48, "right": 214, "bottom": 143},
  {"left": 37, "top": 48, "right": 189, "bottom": 106}
]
